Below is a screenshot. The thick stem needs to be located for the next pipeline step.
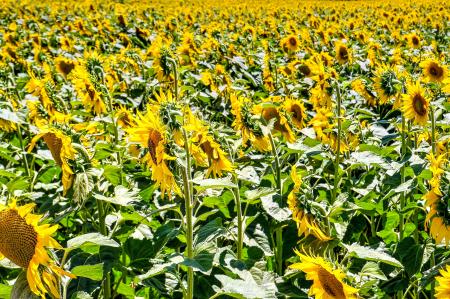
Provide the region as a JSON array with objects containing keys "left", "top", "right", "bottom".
[
  {"left": 399, "top": 115, "right": 406, "bottom": 241},
  {"left": 232, "top": 175, "right": 243, "bottom": 260},
  {"left": 167, "top": 57, "right": 178, "bottom": 101},
  {"left": 17, "top": 125, "right": 31, "bottom": 177},
  {"left": 268, "top": 132, "right": 283, "bottom": 275},
  {"left": 182, "top": 129, "right": 194, "bottom": 299},
  {"left": 332, "top": 82, "right": 342, "bottom": 204},
  {"left": 96, "top": 199, "right": 111, "bottom": 299},
  {"left": 430, "top": 106, "right": 436, "bottom": 298}
]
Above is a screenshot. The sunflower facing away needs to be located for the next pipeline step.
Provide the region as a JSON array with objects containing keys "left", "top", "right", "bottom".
[
  {"left": 436, "top": 265, "right": 450, "bottom": 299},
  {"left": 0, "top": 201, "right": 74, "bottom": 298},
  {"left": 28, "top": 127, "right": 76, "bottom": 195},
  {"left": 401, "top": 81, "right": 430, "bottom": 126},
  {"left": 288, "top": 166, "right": 331, "bottom": 241},
  {"left": 290, "top": 251, "right": 358, "bottom": 299},
  {"left": 373, "top": 65, "right": 399, "bottom": 104}
]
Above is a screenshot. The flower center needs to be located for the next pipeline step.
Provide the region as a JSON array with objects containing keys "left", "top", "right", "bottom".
[
  {"left": 339, "top": 46, "right": 348, "bottom": 60},
  {"left": 0, "top": 209, "right": 37, "bottom": 268},
  {"left": 412, "top": 93, "right": 427, "bottom": 116},
  {"left": 412, "top": 36, "right": 419, "bottom": 45},
  {"left": 147, "top": 129, "right": 162, "bottom": 164},
  {"left": 318, "top": 267, "right": 346, "bottom": 299},
  {"left": 289, "top": 37, "right": 297, "bottom": 47},
  {"left": 429, "top": 63, "right": 443, "bottom": 78}
]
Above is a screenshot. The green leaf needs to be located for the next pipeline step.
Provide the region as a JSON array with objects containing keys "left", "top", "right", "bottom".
[
  {"left": 244, "top": 187, "right": 275, "bottom": 202},
  {"left": 360, "top": 262, "right": 388, "bottom": 280},
  {"left": 182, "top": 252, "right": 214, "bottom": 274},
  {"left": 0, "top": 284, "right": 12, "bottom": 298},
  {"left": 103, "top": 165, "right": 122, "bottom": 186},
  {"left": 344, "top": 243, "right": 403, "bottom": 268},
  {"left": 395, "top": 237, "right": 424, "bottom": 276},
  {"left": 67, "top": 233, "right": 119, "bottom": 250},
  {"left": 94, "top": 185, "right": 139, "bottom": 206},
  {"left": 260, "top": 194, "right": 291, "bottom": 222},
  {"left": 71, "top": 263, "right": 104, "bottom": 281},
  {"left": 192, "top": 177, "right": 237, "bottom": 191}
]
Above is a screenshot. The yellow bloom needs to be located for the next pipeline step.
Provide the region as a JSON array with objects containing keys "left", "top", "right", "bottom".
[
  {"left": 288, "top": 166, "right": 331, "bottom": 241},
  {"left": 284, "top": 98, "right": 307, "bottom": 129},
  {"left": 436, "top": 265, "right": 450, "bottom": 299},
  {"left": 126, "top": 110, "right": 180, "bottom": 199},
  {"left": 401, "top": 81, "right": 429, "bottom": 126},
  {"left": 335, "top": 41, "right": 352, "bottom": 65},
  {"left": 373, "top": 65, "right": 399, "bottom": 105},
  {"left": 28, "top": 127, "right": 76, "bottom": 195},
  {"left": 255, "top": 103, "right": 296, "bottom": 143},
  {"left": 290, "top": 251, "right": 358, "bottom": 299},
  {"left": 0, "top": 201, "right": 74, "bottom": 298},
  {"left": 352, "top": 79, "right": 376, "bottom": 106},
  {"left": 282, "top": 35, "right": 300, "bottom": 53},
  {"left": 420, "top": 59, "right": 447, "bottom": 83},
  {"left": 54, "top": 56, "right": 76, "bottom": 78}
]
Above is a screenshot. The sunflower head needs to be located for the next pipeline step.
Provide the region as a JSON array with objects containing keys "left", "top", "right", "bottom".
[
  {"left": 282, "top": 35, "right": 300, "bottom": 52},
  {"left": 436, "top": 265, "right": 450, "bottom": 299},
  {"left": 420, "top": 59, "right": 447, "bottom": 83},
  {"left": 290, "top": 251, "right": 358, "bottom": 299},
  {"left": 401, "top": 81, "right": 429, "bottom": 126},
  {"left": 374, "top": 65, "right": 400, "bottom": 104},
  {"left": 335, "top": 41, "right": 351, "bottom": 65},
  {"left": 0, "top": 201, "right": 74, "bottom": 298}
]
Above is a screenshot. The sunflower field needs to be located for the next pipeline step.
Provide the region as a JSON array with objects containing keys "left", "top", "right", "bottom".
[{"left": 0, "top": 0, "right": 449, "bottom": 298}]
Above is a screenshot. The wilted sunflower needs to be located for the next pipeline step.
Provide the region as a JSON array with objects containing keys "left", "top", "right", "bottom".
[
  {"left": 127, "top": 110, "right": 180, "bottom": 199},
  {"left": 352, "top": 79, "right": 377, "bottom": 106},
  {"left": 28, "top": 127, "right": 76, "bottom": 195},
  {"left": 290, "top": 251, "right": 358, "bottom": 299},
  {"left": 420, "top": 59, "right": 447, "bottom": 83},
  {"left": 0, "top": 201, "right": 74, "bottom": 298},
  {"left": 436, "top": 265, "right": 450, "bottom": 299},
  {"left": 288, "top": 166, "right": 330, "bottom": 241},
  {"left": 401, "top": 81, "right": 429, "bottom": 126}
]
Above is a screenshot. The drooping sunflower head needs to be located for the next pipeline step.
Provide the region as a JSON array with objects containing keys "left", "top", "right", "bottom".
[
  {"left": 290, "top": 251, "right": 358, "bottom": 299},
  {"left": 420, "top": 59, "right": 448, "bottom": 83},
  {"left": 0, "top": 201, "right": 74, "bottom": 298},
  {"left": 401, "top": 81, "right": 429, "bottom": 126},
  {"left": 54, "top": 56, "right": 76, "bottom": 78},
  {"left": 255, "top": 102, "right": 296, "bottom": 143}
]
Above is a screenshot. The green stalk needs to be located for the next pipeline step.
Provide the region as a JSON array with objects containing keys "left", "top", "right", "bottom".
[
  {"left": 96, "top": 198, "right": 111, "bottom": 299},
  {"left": 430, "top": 105, "right": 436, "bottom": 298},
  {"left": 399, "top": 115, "right": 406, "bottom": 241},
  {"left": 182, "top": 129, "right": 194, "bottom": 299},
  {"left": 167, "top": 57, "right": 179, "bottom": 101},
  {"left": 17, "top": 125, "right": 31, "bottom": 177},
  {"left": 332, "top": 82, "right": 342, "bottom": 204},
  {"left": 232, "top": 175, "right": 243, "bottom": 260},
  {"left": 268, "top": 132, "right": 283, "bottom": 275}
]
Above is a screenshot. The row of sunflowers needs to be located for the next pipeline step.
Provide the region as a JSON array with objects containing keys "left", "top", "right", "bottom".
[{"left": 0, "top": 0, "right": 449, "bottom": 298}]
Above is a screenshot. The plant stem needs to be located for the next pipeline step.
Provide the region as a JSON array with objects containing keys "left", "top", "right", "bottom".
[
  {"left": 182, "top": 129, "right": 194, "bottom": 299},
  {"left": 268, "top": 132, "right": 283, "bottom": 275},
  {"left": 399, "top": 115, "right": 406, "bottom": 241},
  {"left": 332, "top": 81, "right": 342, "bottom": 204},
  {"left": 232, "top": 175, "right": 243, "bottom": 260},
  {"left": 17, "top": 125, "right": 31, "bottom": 177},
  {"left": 96, "top": 198, "right": 111, "bottom": 299},
  {"left": 430, "top": 105, "right": 436, "bottom": 298},
  {"left": 167, "top": 57, "right": 179, "bottom": 101}
]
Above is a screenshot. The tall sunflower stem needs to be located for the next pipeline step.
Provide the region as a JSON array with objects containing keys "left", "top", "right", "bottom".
[
  {"left": 268, "top": 132, "right": 283, "bottom": 275},
  {"left": 182, "top": 129, "right": 194, "bottom": 299},
  {"left": 332, "top": 81, "right": 342, "bottom": 204},
  {"left": 167, "top": 57, "right": 179, "bottom": 101},
  {"left": 96, "top": 198, "right": 111, "bottom": 299},
  {"left": 399, "top": 115, "right": 406, "bottom": 241},
  {"left": 430, "top": 105, "right": 436, "bottom": 298},
  {"left": 232, "top": 175, "right": 243, "bottom": 260},
  {"left": 17, "top": 125, "right": 31, "bottom": 178}
]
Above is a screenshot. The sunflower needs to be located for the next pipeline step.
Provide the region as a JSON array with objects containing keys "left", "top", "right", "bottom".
[
  {"left": 28, "top": 127, "right": 76, "bottom": 195},
  {"left": 401, "top": 81, "right": 430, "bottom": 126},
  {"left": 254, "top": 102, "right": 296, "bottom": 143},
  {"left": 115, "top": 105, "right": 134, "bottom": 128},
  {"left": 288, "top": 166, "right": 330, "bottom": 241},
  {"left": 352, "top": 79, "right": 377, "bottom": 106},
  {"left": 126, "top": 110, "right": 180, "bottom": 199},
  {"left": 290, "top": 251, "right": 358, "bottom": 299},
  {"left": 335, "top": 41, "right": 352, "bottom": 65},
  {"left": 420, "top": 59, "right": 447, "bottom": 83},
  {"left": 373, "top": 65, "right": 399, "bottom": 104},
  {"left": 0, "top": 201, "right": 74, "bottom": 298},
  {"left": 407, "top": 33, "right": 421, "bottom": 49},
  {"left": 282, "top": 35, "right": 300, "bottom": 53},
  {"left": 436, "top": 265, "right": 450, "bottom": 299},
  {"left": 230, "top": 94, "right": 270, "bottom": 152},
  {"left": 54, "top": 56, "right": 76, "bottom": 78},
  {"left": 284, "top": 98, "right": 307, "bottom": 129}
]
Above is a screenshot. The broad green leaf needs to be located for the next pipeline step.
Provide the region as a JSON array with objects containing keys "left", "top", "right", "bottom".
[
  {"left": 192, "top": 177, "right": 237, "bottom": 191},
  {"left": 344, "top": 243, "right": 403, "bottom": 268},
  {"left": 67, "top": 233, "right": 119, "bottom": 250},
  {"left": 71, "top": 263, "right": 104, "bottom": 281},
  {"left": 94, "top": 185, "right": 139, "bottom": 206},
  {"left": 260, "top": 194, "right": 291, "bottom": 222}
]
